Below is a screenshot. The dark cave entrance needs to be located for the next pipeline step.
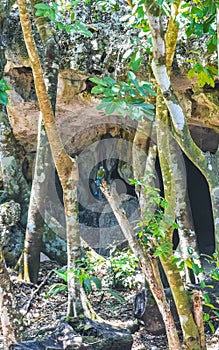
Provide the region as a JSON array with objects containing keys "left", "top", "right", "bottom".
[
  {"left": 53, "top": 128, "right": 216, "bottom": 255},
  {"left": 184, "top": 155, "right": 215, "bottom": 255},
  {"left": 156, "top": 155, "right": 215, "bottom": 255}
]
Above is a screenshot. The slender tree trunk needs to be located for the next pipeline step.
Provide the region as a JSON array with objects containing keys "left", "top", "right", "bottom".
[
  {"left": 18, "top": 0, "right": 81, "bottom": 317},
  {"left": 145, "top": 0, "right": 219, "bottom": 259},
  {"left": 132, "top": 119, "right": 158, "bottom": 211},
  {"left": 42, "top": 212, "right": 104, "bottom": 264},
  {"left": 23, "top": 115, "right": 51, "bottom": 283},
  {"left": 100, "top": 181, "right": 181, "bottom": 350},
  {"left": 0, "top": 200, "right": 23, "bottom": 348},
  {"left": 132, "top": 120, "right": 154, "bottom": 182},
  {"left": 0, "top": 248, "right": 23, "bottom": 349},
  {"left": 23, "top": 0, "right": 60, "bottom": 283},
  {"left": 156, "top": 91, "right": 202, "bottom": 349},
  {"left": 164, "top": 0, "right": 202, "bottom": 282},
  {"left": 192, "top": 291, "right": 206, "bottom": 349},
  {"left": 173, "top": 139, "right": 203, "bottom": 283}
]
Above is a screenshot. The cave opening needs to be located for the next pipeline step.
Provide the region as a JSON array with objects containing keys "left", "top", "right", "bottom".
[
  {"left": 52, "top": 129, "right": 215, "bottom": 255},
  {"left": 155, "top": 155, "right": 215, "bottom": 255},
  {"left": 184, "top": 155, "right": 215, "bottom": 255}
]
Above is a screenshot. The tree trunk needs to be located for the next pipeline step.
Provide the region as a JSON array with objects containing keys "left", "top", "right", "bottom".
[
  {"left": 192, "top": 291, "right": 206, "bottom": 350},
  {"left": 17, "top": 0, "right": 81, "bottom": 317},
  {"left": 0, "top": 200, "right": 23, "bottom": 348},
  {"left": 23, "top": 115, "right": 52, "bottom": 283},
  {"left": 145, "top": 0, "right": 219, "bottom": 259},
  {"left": 23, "top": 0, "right": 60, "bottom": 283},
  {"left": 42, "top": 212, "right": 104, "bottom": 264},
  {"left": 0, "top": 248, "right": 23, "bottom": 349},
  {"left": 100, "top": 181, "right": 181, "bottom": 350},
  {"left": 132, "top": 119, "right": 158, "bottom": 211}
]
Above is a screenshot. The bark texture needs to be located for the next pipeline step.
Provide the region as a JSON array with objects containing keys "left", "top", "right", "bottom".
[
  {"left": 17, "top": 0, "right": 81, "bottom": 317},
  {"left": 145, "top": 0, "right": 219, "bottom": 258},
  {"left": 0, "top": 247, "right": 23, "bottom": 349},
  {"left": 23, "top": 0, "right": 60, "bottom": 283},
  {"left": 101, "top": 180, "right": 181, "bottom": 350},
  {"left": 144, "top": 2, "right": 204, "bottom": 348}
]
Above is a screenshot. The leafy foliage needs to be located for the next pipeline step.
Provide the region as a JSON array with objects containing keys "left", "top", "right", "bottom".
[
  {"left": 45, "top": 254, "right": 129, "bottom": 303},
  {"left": 90, "top": 72, "right": 156, "bottom": 121},
  {"left": 130, "top": 175, "right": 177, "bottom": 258},
  {"left": 180, "top": 0, "right": 218, "bottom": 86},
  {"left": 187, "top": 61, "right": 217, "bottom": 87},
  {"left": 0, "top": 79, "right": 11, "bottom": 106},
  {"left": 34, "top": 1, "right": 93, "bottom": 37},
  {"left": 94, "top": 0, "right": 120, "bottom": 12},
  {"left": 120, "top": 1, "right": 152, "bottom": 58},
  {"left": 105, "top": 249, "right": 139, "bottom": 289},
  {"left": 181, "top": 0, "right": 218, "bottom": 45}
]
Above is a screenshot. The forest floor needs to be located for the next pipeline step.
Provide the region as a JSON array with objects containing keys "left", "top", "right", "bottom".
[{"left": 1, "top": 257, "right": 219, "bottom": 350}]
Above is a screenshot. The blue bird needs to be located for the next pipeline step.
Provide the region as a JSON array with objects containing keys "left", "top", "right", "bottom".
[{"left": 94, "top": 166, "right": 105, "bottom": 196}]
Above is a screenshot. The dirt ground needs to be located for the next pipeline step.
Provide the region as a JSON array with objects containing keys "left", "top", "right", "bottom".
[{"left": 1, "top": 258, "right": 219, "bottom": 350}]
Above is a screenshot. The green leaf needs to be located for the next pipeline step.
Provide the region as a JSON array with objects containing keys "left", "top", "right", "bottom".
[
  {"left": 91, "top": 85, "right": 105, "bottom": 94},
  {"left": 83, "top": 278, "right": 92, "bottom": 293},
  {"left": 211, "top": 268, "right": 219, "bottom": 280},
  {"left": 158, "top": 0, "right": 165, "bottom": 6},
  {"left": 54, "top": 269, "right": 68, "bottom": 282},
  {"left": 91, "top": 276, "right": 102, "bottom": 291},
  {"left": 74, "top": 20, "right": 93, "bottom": 38},
  {"left": 0, "top": 92, "right": 9, "bottom": 105},
  {"left": 65, "top": 24, "right": 76, "bottom": 33},
  {"left": 35, "top": 10, "right": 44, "bottom": 17},
  {"left": 200, "top": 280, "right": 207, "bottom": 289},
  {"left": 208, "top": 321, "right": 215, "bottom": 333},
  {"left": 107, "top": 289, "right": 125, "bottom": 303},
  {"left": 136, "top": 6, "right": 144, "bottom": 19},
  {"left": 56, "top": 21, "right": 65, "bottom": 30},
  {"left": 171, "top": 256, "right": 182, "bottom": 265},
  {"left": 0, "top": 79, "right": 11, "bottom": 91},
  {"left": 128, "top": 70, "right": 137, "bottom": 83},
  {"left": 185, "top": 258, "right": 193, "bottom": 269},
  {"left": 111, "top": 85, "right": 120, "bottom": 94},
  {"left": 203, "top": 293, "right": 211, "bottom": 304},
  {"left": 128, "top": 98, "right": 145, "bottom": 104},
  {"left": 34, "top": 3, "right": 51, "bottom": 10},
  {"left": 212, "top": 310, "right": 219, "bottom": 318},
  {"left": 104, "top": 87, "right": 115, "bottom": 97},
  {"left": 203, "top": 313, "right": 210, "bottom": 321},
  {"left": 45, "top": 283, "right": 67, "bottom": 298},
  {"left": 207, "top": 35, "right": 217, "bottom": 53},
  {"left": 103, "top": 77, "right": 115, "bottom": 86},
  {"left": 192, "top": 262, "right": 204, "bottom": 276},
  {"left": 0, "top": 81, "right": 6, "bottom": 91},
  {"left": 141, "top": 82, "right": 156, "bottom": 95},
  {"left": 105, "top": 102, "right": 118, "bottom": 114},
  {"left": 89, "top": 77, "right": 108, "bottom": 87},
  {"left": 140, "top": 103, "right": 155, "bottom": 110}
]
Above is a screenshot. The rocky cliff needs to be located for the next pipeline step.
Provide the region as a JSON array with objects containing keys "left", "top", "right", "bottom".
[{"left": 2, "top": 2, "right": 219, "bottom": 254}]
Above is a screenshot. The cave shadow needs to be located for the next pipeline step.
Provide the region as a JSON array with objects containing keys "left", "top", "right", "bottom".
[
  {"left": 184, "top": 154, "right": 215, "bottom": 256},
  {"left": 156, "top": 155, "right": 215, "bottom": 256}
]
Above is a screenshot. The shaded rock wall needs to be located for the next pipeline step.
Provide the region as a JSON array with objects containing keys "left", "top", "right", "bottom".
[{"left": 1, "top": 2, "right": 219, "bottom": 254}]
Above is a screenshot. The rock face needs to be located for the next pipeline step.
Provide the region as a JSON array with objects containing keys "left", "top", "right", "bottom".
[{"left": 1, "top": 2, "right": 219, "bottom": 253}]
